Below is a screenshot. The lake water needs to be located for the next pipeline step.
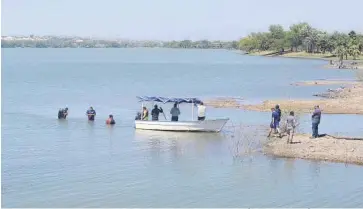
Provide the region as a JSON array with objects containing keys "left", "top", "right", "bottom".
[{"left": 2, "top": 48, "right": 363, "bottom": 207}]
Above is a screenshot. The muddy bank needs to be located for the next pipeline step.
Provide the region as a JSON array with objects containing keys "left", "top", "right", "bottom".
[{"left": 264, "top": 134, "right": 363, "bottom": 165}]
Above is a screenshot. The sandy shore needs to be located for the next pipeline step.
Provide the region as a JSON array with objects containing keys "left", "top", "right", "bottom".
[
  {"left": 242, "top": 82, "right": 363, "bottom": 114},
  {"left": 292, "top": 80, "right": 360, "bottom": 86},
  {"left": 264, "top": 134, "right": 363, "bottom": 165},
  {"left": 205, "top": 80, "right": 363, "bottom": 114},
  {"left": 204, "top": 97, "right": 243, "bottom": 108}
]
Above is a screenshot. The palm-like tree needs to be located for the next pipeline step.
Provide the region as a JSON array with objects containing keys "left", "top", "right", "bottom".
[
  {"left": 348, "top": 43, "right": 360, "bottom": 60},
  {"left": 334, "top": 45, "right": 348, "bottom": 67}
]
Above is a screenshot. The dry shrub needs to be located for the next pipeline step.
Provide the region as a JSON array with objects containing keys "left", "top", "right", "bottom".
[{"left": 223, "top": 123, "right": 267, "bottom": 160}]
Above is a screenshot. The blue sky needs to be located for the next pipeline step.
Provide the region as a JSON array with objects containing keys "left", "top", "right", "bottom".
[{"left": 2, "top": 0, "right": 363, "bottom": 40}]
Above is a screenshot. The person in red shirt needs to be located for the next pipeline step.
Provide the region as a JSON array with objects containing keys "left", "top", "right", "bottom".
[{"left": 106, "top": 114, "right": 115, "bottom": 125}]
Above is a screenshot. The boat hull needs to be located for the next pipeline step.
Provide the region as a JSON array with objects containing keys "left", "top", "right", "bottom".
[{"left": 134, "top": 118, "right": 229, "bottom": 132}]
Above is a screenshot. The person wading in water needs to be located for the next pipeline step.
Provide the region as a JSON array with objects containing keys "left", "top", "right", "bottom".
[
  {"left": 86, "top": 107, "right": 96, "bottom": 121},
  {"left": 106, "top": 114, "right": 116, "bottom": 125},
  {"left": 58, "top": 107, "right": 68, "bottom": 119}
]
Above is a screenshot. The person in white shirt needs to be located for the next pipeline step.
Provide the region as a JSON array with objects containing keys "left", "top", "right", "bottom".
[{"left": 197, "top": 102, "right": 206, "bottom": 121}]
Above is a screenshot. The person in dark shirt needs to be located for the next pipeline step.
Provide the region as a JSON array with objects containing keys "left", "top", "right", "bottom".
[
  {"left": 275, "top": 105, "right": 281, "bottom": 123},
  {"left": 106, "top": 114, "right": 116, "bottom": 125},
  {"left": 311, "top": 105, "right": 321, "bottom": 138},
  {"left": 267, "top": 107, "right": 282, "bottom": 138},
  {"left": 151, "top": 105, "right": 163, "bottom": 121},
  {"left": 58, "top": 107, "right": 68, "bottom": 119},
  {"left": 135, "top": 112, "right": 142, "bottom": 120},
  {"left": 86, "top": 106, "right": 96, "bottom": 121}
]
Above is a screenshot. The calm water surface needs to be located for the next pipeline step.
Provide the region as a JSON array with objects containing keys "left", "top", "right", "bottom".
[{"left": 2, "top": 48, "right": 363, "bottom": 207}]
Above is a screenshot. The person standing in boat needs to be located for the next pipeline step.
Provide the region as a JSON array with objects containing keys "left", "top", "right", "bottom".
[
  {"left": 142, "top": 107, "right": 149, "bottom": 120},
  {"left": 170, "top": 103, "right": 180, "bottom": 121},
  {"left": 151, "top": 105, "right": 163, "bottom": 121},
  {"left": 197, "top": 102, "right": 206, "bottom": 121},
  {"left": 106, "top": 114, "right": 116, "bottom": 125},
  {"left": 86, "top": 106, "right": 96, "bottom": 121}
]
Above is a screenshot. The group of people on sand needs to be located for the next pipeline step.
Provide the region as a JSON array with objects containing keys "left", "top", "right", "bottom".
[
  {"left": 267, "top": 104, "right": 322, "bottom": 144},
  {"left": 136, "top": 102, "right": 206, "bottom": 122},
  {"left": 57, "top": 106, "right": 115, "bottom": 125}
]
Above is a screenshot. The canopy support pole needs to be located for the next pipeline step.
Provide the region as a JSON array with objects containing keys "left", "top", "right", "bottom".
[
  {"left": 141, "top": 102, "right": 144, "bottom": 116},
  {"left": 192, "top": 101, "right": 194, "bottom": 121}
]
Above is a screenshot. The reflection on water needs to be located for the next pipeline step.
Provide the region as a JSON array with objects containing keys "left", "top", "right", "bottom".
[{"left": 134, "top": 130, "right": 226, "bottom": 160}]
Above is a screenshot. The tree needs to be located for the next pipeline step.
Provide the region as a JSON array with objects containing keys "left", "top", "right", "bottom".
[
  {"left": 239, "top": 36, "right": 258, "bottom": 52},
  {"left": 269, "top": 24, "right": 285, "bottom": 40},
  {"left": 348, "top": 30, "right": 357, "bottom": 39},
  {"left": 317, "top": 32, "right": 332, "bottom": 53},
  {"left": 180, "top": 40, "right": 192, "bottom": 48},
  {"left": 334, "top": 45, "right": 347, "bottom": 66},
  {"left": 231, "top": 41, "right": 239, "bottom": 49},
  {"left": 288, "top": 22, "right": 310, "bottom": 51},
  {"left": 358, "top": 35, "right": 363, "bottom": 53},
  {"left": 348, "top": 40, "right": 360, "bottom": 60},
  {"left": 303, "top": 28, "right": 319, "bottom": 53}
]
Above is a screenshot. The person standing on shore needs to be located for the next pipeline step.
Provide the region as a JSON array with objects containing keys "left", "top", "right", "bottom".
[
  {"left": 311, "top": 105, "right": 321, "bottom": 138},
  {"left": 170, "top": 103, "right": 180, "bottom": 121},
  {"left": 267, "top": 107, "right": 281, "bottom": 138},
  {"left": 275, "top": 104, "right": 282, "bottom": 133},
  {"left": 286, "top": 111, "right": 297, "bottom": 143}
]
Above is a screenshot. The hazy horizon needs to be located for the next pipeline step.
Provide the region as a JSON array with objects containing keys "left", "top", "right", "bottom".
[{"left": 2, "top": 0, "right": 363, "bottom": 40}]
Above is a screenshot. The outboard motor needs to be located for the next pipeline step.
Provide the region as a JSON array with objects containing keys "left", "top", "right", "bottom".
[{"left": 135, "top": 112, "right": 141, "bottom": 120}]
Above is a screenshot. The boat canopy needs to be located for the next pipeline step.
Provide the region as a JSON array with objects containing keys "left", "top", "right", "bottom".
[{"left": 137, "top": 96, "right": 203, "bottom": 104}]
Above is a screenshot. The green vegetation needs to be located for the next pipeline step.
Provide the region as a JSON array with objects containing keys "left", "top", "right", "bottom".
[
  {"left": 239, "top": 23, "right": 363, "bottom": 62},
  {"left": 1, "top": 36, "right": 239, "bottom": 50}
]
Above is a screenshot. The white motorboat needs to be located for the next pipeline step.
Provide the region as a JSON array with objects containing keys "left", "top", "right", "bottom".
[{"left": 134, "top": 96, "right": 229, "bottom": 132}]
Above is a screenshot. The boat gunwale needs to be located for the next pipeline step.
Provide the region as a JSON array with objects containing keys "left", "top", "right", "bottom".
[{"left": 134, "top": 118, "right": 230, "bottom": 124}]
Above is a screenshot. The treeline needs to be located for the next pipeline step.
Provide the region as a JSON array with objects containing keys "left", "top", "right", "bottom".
[
  {"left": 239, "top": 22, "right": 363, "bottom": 60},
  {"left": 1, "top": 37, "right": 239, "bottom": 49}
]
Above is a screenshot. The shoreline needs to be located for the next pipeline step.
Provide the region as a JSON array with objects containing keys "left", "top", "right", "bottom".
[
  {"left": 264, "top": 134, "right": 363, "bottom": 165},
  {"left": 245, "top": 51, "right": 363, "bottom": 69},
  {"left": 205, "top": 80, "right": 363, "bottom": 115},
  {"left": 206, "top": 78, "right": 363, "bottom": 165}
]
